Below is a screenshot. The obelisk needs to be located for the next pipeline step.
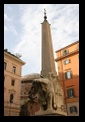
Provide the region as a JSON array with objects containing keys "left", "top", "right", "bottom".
[{"left": 41, "top": 9, "right": 57, "bottom": 77}]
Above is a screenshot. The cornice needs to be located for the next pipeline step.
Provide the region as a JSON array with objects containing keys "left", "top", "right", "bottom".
[
  {"left": 4, "top": 51, "right": 25, "bottom": 65},
  {"left": 55, "top": 49, "right": 79, "bottom": 62}
]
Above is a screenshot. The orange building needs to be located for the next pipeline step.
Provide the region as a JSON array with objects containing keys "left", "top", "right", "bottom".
[
  {"left": 55, "top": 41, "right": 79, "bottom": 116},
  {"left": 4, "top": 49, "right": 25, "bottom": 116}
]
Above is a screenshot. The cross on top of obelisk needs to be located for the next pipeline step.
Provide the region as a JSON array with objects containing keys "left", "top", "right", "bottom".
[{"left": 44, "top": 8, "right": 47, "bottom": 20}]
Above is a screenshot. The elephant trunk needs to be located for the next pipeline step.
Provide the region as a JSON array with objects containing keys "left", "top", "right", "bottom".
[{"left": 52, "top": 94, "right": 57, "bottom": 110}]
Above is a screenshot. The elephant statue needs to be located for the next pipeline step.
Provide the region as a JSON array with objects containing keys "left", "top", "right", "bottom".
[{"left": 28, "top": 72, "right": 64, "bottom": 111}]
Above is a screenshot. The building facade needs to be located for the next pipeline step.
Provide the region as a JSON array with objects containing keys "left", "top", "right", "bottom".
[
  {"left": 55, "top": 41, "right": 79, "bottom": 116},
  {"left": 4, "top": 49, "right": 25, "bottom": 116}
]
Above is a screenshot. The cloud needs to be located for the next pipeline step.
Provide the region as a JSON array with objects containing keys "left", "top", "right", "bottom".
[
  {"left": 4, "top": 13, "right": 10, "bottom": 22},
  {"left": 9, "top": 25, "right": 18, "bottom": 36},
  {"left": 4, "top": 12, "right": 18, "bottom": 36},
  {"left": 4, "top": 13, "right": 10, "bottom": 32}
]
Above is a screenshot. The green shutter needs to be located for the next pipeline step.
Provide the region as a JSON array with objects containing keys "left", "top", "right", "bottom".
[
  {"left": 67, "top": 89, "right": 70, "bottom": 98},
  {"left": 65, "top": 72, "right": 67, "bottom": 79},
  {"left": 64, "top": 60, "right": 66, "bottom": 64},
  {"left": 70, "top": 71, "right": 72, "bottom": 78},
  {"left": 72, "top": 88, "right": 75, "bottom": 96},
  {"left": 63, "top": 51, "right": 65, "bottom": 56},
  {"left": 70, "top": 107, "right": 72, "bottom": 113}
]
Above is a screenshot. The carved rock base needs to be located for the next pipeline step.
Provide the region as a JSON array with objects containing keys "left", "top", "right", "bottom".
[{"left": 35, "top": 108, "right": 67, "bottom": 116}]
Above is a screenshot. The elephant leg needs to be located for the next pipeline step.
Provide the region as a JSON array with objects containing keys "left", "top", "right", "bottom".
[
  {"left": 39, "top": 104, "right": 43, "bottom": 111},
  {"left": 48, "top": 92, "right": 53, "bottom": 110}
]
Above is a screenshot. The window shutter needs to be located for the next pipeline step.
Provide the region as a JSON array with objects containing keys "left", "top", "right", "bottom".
[
  {"left": 70, "top": 107, "right": 72, "bottom": 113},
  {"left": 65, "top": 72, "right": 67, "bottom": 79},
  {"left": 69, "top": 59, "right": 71, "bottom": 63},
  {"left": 64, "top": 60, "right": 66, "bottom": 65},
  {"left": 70, "top": 71, "right": 72, "bottom": 78},
  {"left": 63, "top": 51, "right": 65, "bottom": 56},
  {"left": 66, "top": 50, "right": 67, "bottom": 54},
  {"left": 67, "top": 89, "right": 70, "bottom": 98},
  {"left": 65, "top": 49, "right": 69, "bottom": 54},
  {"left": 72, "top": 89, "right": 75, "bottom": 96}
]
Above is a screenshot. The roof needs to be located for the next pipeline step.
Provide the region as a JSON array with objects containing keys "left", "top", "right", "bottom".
[
  {"left": 4, "top": 49, "right": 25, "bottom": 65},
  {"left": 55, "top": 40, "right": 79, "bottom": 53}
]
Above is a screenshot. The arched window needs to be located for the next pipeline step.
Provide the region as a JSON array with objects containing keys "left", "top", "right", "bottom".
[{"left": 10, "top": 94, "right": 14, "bottom": 103}]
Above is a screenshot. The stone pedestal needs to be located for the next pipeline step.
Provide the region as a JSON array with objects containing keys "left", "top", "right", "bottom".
[{"left": 35, "top": 108, "right": 67, "bottom": 116}]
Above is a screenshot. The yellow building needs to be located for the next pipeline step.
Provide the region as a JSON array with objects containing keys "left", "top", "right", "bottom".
[{"left": 4, "top": 49, "right": 25, "bottom": 116}]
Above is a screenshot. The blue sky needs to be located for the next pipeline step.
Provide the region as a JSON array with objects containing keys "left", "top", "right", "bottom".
[{"left": 4, "top": 4, "right": 79, "bottom": 76}]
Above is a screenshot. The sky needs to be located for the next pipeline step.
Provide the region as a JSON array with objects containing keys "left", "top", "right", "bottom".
[{"left": 4, "top": 4, "right": 79, "bottom": 76}]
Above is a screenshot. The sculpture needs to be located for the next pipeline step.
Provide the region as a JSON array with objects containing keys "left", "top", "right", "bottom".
[
  {"left": 28, "top": 72, "right": 64, "bottom": 112},
  {"left": 48, "top": 72, "right": 64, "bottom": 108}
]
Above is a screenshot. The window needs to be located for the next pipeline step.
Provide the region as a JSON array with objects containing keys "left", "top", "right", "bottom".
[
  {"left": 11, "top": 80, "right": 15, "bottom": 86},
  {"left": 13, "top": 66, "right": 16, "bottom": 73},
  {"left": 64, "top": 59, "right": 70, "bottom": 65},
  {"left": 70, "top": 106, "right": 77, "bottom": 113},
  {"left": 9, "top": 94, "right": 14, "bottom": 103},
  {"left": 62, "top": 49, "right": 69, "bottom": 56},
  {"left": 67, "top": 88, "right": 75, "bottom": 98},
  {"left": 65, "top": 71, "right": 72, "bottom": 79},
  {"left": 4, "top": 62, "right": 7, "bottom": 70}
]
